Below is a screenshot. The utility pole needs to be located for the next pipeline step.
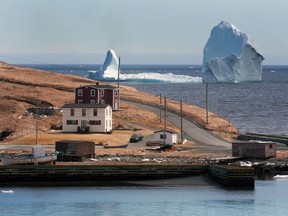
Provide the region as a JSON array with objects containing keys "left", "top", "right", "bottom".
[
  {"left": 117, "top": 56, "right": 121, "bottom": 89},
  {"left": 180, "top": 100, "right": 183, "bottom": 144},
  {"left": 159, "top": 94, "right": 162, "bottom": 123},
  {"left": 163, "top": 96, "right": 167, "bottom": 145},
  {"left": 205, "top": 83, "right": 209, "bottom": 124},
  {"left": 35, "top": 100, "right": 39, "bottom": 145}
]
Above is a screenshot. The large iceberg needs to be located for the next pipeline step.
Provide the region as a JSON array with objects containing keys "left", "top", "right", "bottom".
[
  {"left": 88, "top": 49, "right": 119, "bottom": 80},
  {"left": 202, "top": 21, "right": 264, "bottom": 83}
]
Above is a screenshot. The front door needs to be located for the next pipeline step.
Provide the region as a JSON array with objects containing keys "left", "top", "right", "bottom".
[
  {"left": 81, "top": 120, "right": 87, "bottom": 129},
  {"left": 114, "top": 101, "right": 118, "bottom": 110}
]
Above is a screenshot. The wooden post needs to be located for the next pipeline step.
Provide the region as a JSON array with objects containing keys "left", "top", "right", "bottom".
[
  {"left": 35, "top": 100, "right": 39, "bottom": 145},
  {"left": 180, "top": 100, "right": 183, "bottom": 144},
  {"left": 163, "top": 96, "right": 166, "bottom": 145},
  {"left": 117, "top": 56, "right": 121, "bottom": 89},
  {"left": 205, "top": 83, "right": 208, "bottom": 124},
  {"left": 159, "top": 94, "right": 162, "bottom": 123},
  {"left": 117, "top": 56, "right": 121, "bottom": 111}
]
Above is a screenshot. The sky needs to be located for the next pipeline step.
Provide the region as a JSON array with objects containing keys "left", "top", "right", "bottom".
[{"left": 0, "top": 0, "right": 287, "bottom": 65}]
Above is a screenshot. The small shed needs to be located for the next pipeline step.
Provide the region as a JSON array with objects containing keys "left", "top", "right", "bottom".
[
  {"left": 232, "top": 141, "right": 276, "bottom": 159},
  {"left": 55, "top": 140, "right": 95, "bottom": 161},
  {"left": 154, "top": 130, "right": 177, "bottom": 145}
]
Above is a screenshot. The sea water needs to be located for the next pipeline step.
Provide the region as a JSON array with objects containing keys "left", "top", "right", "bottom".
[
  {"left": 1, "top": 179, "right": 288, "bottom": 216},
  {"left": 23, "top": 64, "right": 288, "bottom": 135}
]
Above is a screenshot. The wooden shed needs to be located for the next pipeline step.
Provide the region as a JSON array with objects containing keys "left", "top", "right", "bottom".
[
  {"left": 232, "top": 141, "right": 276, "bottom": 159},
  {"left": 55, "top": 140, "right": 95, "bottom": 161},
  {"left": 154, "top": 130, "right": 178, "bottom": 145}
]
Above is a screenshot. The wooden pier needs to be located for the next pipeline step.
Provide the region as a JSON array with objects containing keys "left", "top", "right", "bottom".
[
  {"left": 0, "top": 164, "right": 207, "bottom": 184},
  {"left": 208, "top": 165, "right": 255, "bottom": 188},
  {"left": 0, "top": 164, "right": 255, "bottom": 188}
]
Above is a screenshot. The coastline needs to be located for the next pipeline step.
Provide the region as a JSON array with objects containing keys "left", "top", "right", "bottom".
[{"left": 1, "top": 62, "right": 288, "bottom": 184}]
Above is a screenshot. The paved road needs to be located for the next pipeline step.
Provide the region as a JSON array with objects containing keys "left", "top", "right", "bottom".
[{"left": 123, "top": 100, "right": 231, "bottom": 149}]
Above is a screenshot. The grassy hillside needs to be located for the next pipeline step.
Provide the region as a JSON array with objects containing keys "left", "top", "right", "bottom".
[{"left": 0, "top": 61, "right": 239, "bottom": 143}]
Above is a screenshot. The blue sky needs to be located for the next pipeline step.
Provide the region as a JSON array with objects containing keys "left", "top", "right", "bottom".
[{"left": 0, "top": 0, "right": 287, "bottom": 65}]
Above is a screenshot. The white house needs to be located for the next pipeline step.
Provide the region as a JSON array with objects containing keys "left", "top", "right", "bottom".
[
  {"left": 154, "top": 130, "right": 178, "bottom": 145},
  {"left": 62, "top": 104, "right": 112, "bottom": 133}
]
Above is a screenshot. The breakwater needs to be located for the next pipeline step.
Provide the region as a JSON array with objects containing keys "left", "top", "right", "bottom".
[
  {"left": 238, "top": 133, "right": 288, "bottom": 145},
  {"left": 0, "top": 164, "right": 255, "bottom": 188}
]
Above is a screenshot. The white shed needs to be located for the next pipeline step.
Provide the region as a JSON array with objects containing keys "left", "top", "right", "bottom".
[
  {"left": 154, "top": 130, "right": 178, "bottom": 145},
  {"left": 62, "top": 104, "right": 112, "bottom": 133}
]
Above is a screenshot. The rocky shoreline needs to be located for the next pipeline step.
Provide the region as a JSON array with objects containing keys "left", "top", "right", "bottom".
[{"left": 56, "top": 153, "right": 288, "bottom": 176}]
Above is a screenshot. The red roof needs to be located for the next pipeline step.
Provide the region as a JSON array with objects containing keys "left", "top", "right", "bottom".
[{"left": 76, "top": 85, "right": 118, "bottom": 90}]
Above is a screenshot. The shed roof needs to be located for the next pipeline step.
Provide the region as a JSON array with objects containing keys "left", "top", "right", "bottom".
[
  {"left": 154, "top": 130, "right": 177, "bottom": 134},
  {"left": 232, "top": 140, "right": 276, "bottom": 145},
  {"left": 56, "top": 140, "right": 95, "bottom": 144}
]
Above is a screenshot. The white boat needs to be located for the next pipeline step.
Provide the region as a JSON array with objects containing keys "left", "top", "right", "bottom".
[{"left": 0, "top": 146, "right": 57, "bottom": 165}]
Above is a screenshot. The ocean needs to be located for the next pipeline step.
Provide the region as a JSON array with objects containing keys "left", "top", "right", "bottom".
[
  {"left": 7, "top": 64, "right": 287, "bottom": 215},
  {"left": 25, "top": 64, "right": 288, "bottom": 135},
  {"left": 1, "top": 179, "right": 288, "bottom": 216}
]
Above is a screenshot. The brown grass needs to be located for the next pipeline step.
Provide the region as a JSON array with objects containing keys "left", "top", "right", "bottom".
[{"left": 0, "top": 61, "right": 239, "bottom": 158}]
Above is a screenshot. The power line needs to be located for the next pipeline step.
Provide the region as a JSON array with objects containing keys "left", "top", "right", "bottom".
[
  {"left": 0, "top": 54, "right": 52, "bottom": 64},
  {"left": 0, "top": 38, "right": 98, "bottom": 64},
  {"left": 0, "top": 38, "right": 83, "bottom": 54}
]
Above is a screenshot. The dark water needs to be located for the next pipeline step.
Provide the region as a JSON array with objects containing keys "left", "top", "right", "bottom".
[
  {"left": 1, "top": 179, "right": 288, "bottom": 215},
  {"left": 21, "top": 64, "right": 288, "bottom": 135},
  {"left": 128, "top": 76, "right": 288, "bottom": 135}
]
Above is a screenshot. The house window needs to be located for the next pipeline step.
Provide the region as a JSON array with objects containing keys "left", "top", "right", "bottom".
[
  {"left": 90, "top": 120, "right": 101, "bottom": 125},
  {"left": 101, "top": 90, "right": 104, "bottom": 96},
  {"left": 70, "top": 108, "right": 75, "bottom": 116},
  {"left": 67, "top": 120, "right": 78, "bottom": 125},
  {"left": 160, "top": 134, "right": 167, "bottom": 139},
  {"left": 109, "top": 120, "right": 111, "bottom": 127},
  {"left": 78, "top": 89, "right": 83, "bottom": 97},
  {"left": 82, "top": 109, "right": 86, "bottom": 116},
  {"left": 91, "top": 89, "right": 96, "bottom": 97},
  {"left": 91, "top": 100, "right": 96, "bottom": 104},
  {"left": 78, "top": 99, "right": 83, "bottom": 104},
  {"left": 93, "top": 108, "right": 97, "bottom": 116},
  {"left": 109, "top": 108, "right": 112, "bottom": 115},
  {"left": 115, "top": 90, "right": 118, "bottom": 96}
]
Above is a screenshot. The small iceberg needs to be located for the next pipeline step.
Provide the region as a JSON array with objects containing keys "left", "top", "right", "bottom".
[
  {"left": 273, "top": 175, "right": 288, "bottom": 179},
  {"left": 1, "top": 190, "right": 14, "bottom": 194},
  {"left": 88, "top": 49, "right": 119, "bottom": 80},
  {"left": 87, "top": 49, "right": 202, "bottom": 83}
]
